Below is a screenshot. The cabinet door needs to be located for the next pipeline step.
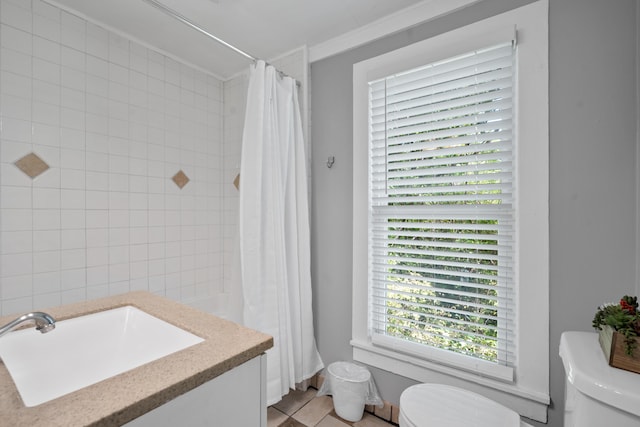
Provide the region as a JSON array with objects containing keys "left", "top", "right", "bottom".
[{"left": 126, "top": 354, "right": 266, "bottom": 426}]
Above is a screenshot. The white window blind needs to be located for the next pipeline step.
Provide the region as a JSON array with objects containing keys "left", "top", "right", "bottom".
[{"left": 367, "top": 42, "right": 516, "bottom": 377}]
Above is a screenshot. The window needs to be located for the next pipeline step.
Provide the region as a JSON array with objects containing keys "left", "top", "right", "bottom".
[
  {"left": 352, "top": 1, "right": 548, "bottom": 421},
  {"left": 368, "top": 42, "right": 516, "bottom": 381}
]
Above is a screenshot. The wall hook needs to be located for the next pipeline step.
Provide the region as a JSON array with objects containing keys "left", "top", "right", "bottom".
[{"left": 326, "top": 156, "right": 335, "bottom": 168}]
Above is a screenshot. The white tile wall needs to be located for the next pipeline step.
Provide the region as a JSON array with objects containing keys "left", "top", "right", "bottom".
[{"left": 0, "top": 0, "right": 224, "bottom": 316}]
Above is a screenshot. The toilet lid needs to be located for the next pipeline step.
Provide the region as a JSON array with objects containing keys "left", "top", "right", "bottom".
[{"left": 400, "top": 384, "right": 520, "bottom": 427}]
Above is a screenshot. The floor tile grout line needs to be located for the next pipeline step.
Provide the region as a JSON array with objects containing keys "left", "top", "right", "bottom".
[{"left": 269, "top": 388, "right": 398, "bottom": 427}]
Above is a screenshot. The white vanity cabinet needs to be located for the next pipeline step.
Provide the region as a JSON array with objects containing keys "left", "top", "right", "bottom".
[
  {"left": 126, "top": 354, "right": 267, "bottom": 427},
  {"left": 0, "top": 293, "right": 272, "bottom": 427}
]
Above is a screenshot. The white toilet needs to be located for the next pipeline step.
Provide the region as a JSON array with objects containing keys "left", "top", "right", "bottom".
[
  {"left": 559, "top": 331, "right": 640, "bottom": 426},
  {"left": 397, "top": 331, "right": 640, "bottom": 426},
  {"left": 399, "top": 383, "right": 532, "bottom": 427}
]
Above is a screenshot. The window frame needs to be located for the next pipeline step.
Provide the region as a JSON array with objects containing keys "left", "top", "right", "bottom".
[
  {"left": 352, "top": 0, "right": 549, "bottom": 421},
  {"left": 367, "top": 39, "right": 517, "bottom": 382}
]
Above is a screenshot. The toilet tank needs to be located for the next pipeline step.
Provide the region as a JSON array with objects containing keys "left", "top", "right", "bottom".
[{"left": 559, "top": 332, "right": 640, "bottom": 427}]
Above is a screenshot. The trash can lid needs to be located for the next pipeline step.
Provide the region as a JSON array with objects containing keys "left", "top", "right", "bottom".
[{"left": 327, "top": 361, "right": 371, "bottom": 383}]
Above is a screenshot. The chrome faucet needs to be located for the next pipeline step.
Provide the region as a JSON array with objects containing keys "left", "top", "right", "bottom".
[{"left": 0, "top": 312, "right": 56, "bottom": 338}]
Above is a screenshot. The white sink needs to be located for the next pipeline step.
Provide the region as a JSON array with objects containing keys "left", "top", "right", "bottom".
[{"left": 0, "top": 306, "right": 204, "bottom": 407}]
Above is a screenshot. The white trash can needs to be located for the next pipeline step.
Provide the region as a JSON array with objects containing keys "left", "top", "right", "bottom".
[{"left": 326, "top": 362, "right": 374, "bottom": 422}]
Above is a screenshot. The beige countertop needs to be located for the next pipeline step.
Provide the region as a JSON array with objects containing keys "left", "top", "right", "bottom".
[{"left": 0, "top": 291, "right": 273, "bottom": 427}]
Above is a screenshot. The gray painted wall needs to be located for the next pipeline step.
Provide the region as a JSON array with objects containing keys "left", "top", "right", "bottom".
[
  {"left": 310, "top": 0, "right": 638, "bottom": 426},
  {"left": 548, "top": 0, "right": 637, "bottom": 425}
]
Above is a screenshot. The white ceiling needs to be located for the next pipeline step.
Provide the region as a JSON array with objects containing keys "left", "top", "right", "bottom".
[{"left": 48, "top": 0, "right": 429, "bottom": 79}]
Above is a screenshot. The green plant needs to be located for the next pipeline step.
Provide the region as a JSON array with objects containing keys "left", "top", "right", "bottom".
[{"left": 593, "top": 295, "right": 640, "bottom": 356}]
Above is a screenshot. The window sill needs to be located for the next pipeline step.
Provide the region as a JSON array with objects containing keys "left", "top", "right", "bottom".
[{"left": 351, "top": 339, "right": 550, "bottom": 423}]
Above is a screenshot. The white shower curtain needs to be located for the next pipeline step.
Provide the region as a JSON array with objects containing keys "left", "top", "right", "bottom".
[{"left": 238, "top": 60, "right": 324, "bottom": 405}]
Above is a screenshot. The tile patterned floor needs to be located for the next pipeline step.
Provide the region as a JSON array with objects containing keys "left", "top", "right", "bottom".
[{"left": 268, "top": 388, "right": 396, "bottom": 427}]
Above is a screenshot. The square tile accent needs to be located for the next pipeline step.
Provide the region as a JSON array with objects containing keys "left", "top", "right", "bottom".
[
  {"left": 14, "top": 152, "right": 50, "bottom": 179},
  {"left": 172, "top": 169, "right": 190, "bottom": 189},
  {"left": 233, "top": 173, "right": 240, "bottom": 190}
]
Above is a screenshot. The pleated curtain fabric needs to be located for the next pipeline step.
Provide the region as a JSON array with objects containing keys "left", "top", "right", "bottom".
[{"left": 239, "top": 61, "right": 324, "bottom": 405}]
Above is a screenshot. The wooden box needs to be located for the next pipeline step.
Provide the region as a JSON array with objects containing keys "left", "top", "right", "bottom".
[{"left": 598, "top": 325, "right": 640, "bottom": 374}]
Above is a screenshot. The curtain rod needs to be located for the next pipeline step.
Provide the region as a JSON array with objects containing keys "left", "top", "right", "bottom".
[
  {"left": 141, "top": 0, "right": 257, "bottom": 62},
  {"left": 140, "top": 0, "right": 301, "bottom": 86}
]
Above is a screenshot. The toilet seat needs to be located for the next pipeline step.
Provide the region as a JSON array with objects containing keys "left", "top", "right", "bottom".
[{"left": 399, "top": 384, "right": 521, "bottom": 427}]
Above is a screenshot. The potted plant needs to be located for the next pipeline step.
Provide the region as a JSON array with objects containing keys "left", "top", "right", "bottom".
[{"left": 593, "top": 295, "right": 640, "bottom": 373}]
